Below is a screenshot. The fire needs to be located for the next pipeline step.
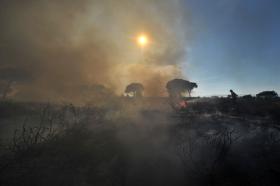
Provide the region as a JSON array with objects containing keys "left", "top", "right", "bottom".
[
  {"left": 179, "top": 100, "right": 188, "bottom": 109},
  {"left": 171, "top": 98, "right": 188, "bottom": 111}
]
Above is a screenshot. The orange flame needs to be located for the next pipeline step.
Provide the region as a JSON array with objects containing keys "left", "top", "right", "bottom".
[{"left": 179, "top": 100, "right": 187, "bottom": 109}]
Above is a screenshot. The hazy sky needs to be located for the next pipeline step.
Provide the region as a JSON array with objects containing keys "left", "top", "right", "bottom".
[
  {"left": 0, "top": 0, "right": 188, "bottom": 102},
  {"left": 183, "top": 0, "right": 280, "bottom": 96},
  {"left": 0, "top": 0, "right": 279, "bottom": 101}
]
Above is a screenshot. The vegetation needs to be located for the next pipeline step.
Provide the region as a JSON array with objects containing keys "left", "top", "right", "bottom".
[
  {"left": 256, "top": 90, "right": 278, "bottom": 99},
  {"left": 166, "top": 79, "right": 198, "bottom": 97},
  {"left": 124, "top": 83, "right": 144, "bottom": 98},
  {"left": 0, "top": 97, "right": 279, "bottom": 186}
]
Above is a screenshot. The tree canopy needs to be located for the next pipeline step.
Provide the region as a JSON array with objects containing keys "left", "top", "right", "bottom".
[
  {"left": 125, "top": 83, "right": 144, "bottom": 98},
  {"left": 166, "top": 79, "right": 198, "bottom": 97}
]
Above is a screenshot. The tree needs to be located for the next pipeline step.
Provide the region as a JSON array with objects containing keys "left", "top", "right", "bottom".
[
  {"left": 256, "top": 91, "right": 278, "bottom": 99},
  {"left": 124, "top": 83, "right": 144, "bottom": 98},
  {"left": 166, "top": 79, "right": 198, "bottom": 98},
  {"left": 0, "top": 80, "right": 13, "bottom": 99},
  {"left": 0, "top": 67, "right": 31, "bottom": 100}
]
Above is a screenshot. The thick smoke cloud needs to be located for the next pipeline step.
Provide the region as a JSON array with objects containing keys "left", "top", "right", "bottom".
[{"left": 0, "top": 0, "right": 190, "bottom": 103}]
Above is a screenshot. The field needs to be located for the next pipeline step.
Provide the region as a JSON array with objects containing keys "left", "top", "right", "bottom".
[{"left": 0, "top": 97, "right": 280, "bottom": 186}]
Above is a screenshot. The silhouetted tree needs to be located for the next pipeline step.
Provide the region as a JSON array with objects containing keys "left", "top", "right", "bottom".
[
  {"left": 125, "top": 83, "right": 144, "bottom": 98},
  {"left": 0, "top": 80, "right": 13, "bottom": 99},
  {"left": 256, "top": 91, "right": 278, "bottom": 99},
  {"left": 229, "top": 89, "right": 238, "bottom": 101},
  {"left": 166, "top": 79, "right": 198, "bottom": 98},
  {"left": 0, "top": 67, "right": 31, "bottom": 100}
]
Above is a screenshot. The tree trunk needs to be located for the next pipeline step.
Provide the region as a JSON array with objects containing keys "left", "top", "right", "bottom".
[{"left": 2, "top": 81, "right": 12, "bottom": 100}]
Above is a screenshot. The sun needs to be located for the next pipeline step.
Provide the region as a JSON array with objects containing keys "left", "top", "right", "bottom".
[{"left": 137, "top": 34, "right": 148, "bottom": 47}]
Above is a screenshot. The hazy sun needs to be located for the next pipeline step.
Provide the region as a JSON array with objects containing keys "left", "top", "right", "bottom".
[{"left": 137, "top": 34, "right": 148, "bottom": 47}]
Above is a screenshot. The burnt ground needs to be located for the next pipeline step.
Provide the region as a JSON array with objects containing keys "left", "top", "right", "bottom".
[{"left": 0, "top": 98, "right": 280, "bottom": 186}]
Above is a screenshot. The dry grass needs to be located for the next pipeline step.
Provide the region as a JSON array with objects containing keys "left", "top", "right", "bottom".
[{"left": 0, "top": 98, "right": 279, "bottom": 186}]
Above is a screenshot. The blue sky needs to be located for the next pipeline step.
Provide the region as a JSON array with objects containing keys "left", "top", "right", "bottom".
[{"left": 182, "top": 0, "right": 280, "bottom": 96}]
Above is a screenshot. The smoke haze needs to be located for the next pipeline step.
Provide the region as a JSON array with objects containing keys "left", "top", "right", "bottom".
[{"left": 0, "top": 0, "right": 190, "bottom": 103}]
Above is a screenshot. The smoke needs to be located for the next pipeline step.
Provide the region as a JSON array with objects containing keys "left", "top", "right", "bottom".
[{"left": 0, "top": 0, "right": 190, "bottom": 103}]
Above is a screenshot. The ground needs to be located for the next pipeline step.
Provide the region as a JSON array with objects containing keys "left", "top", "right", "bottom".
[{"left": 0, "top": 97, "right": 280, "bottom": 186}]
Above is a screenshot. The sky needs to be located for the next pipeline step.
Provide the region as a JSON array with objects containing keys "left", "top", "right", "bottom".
[
  {"left": 0, "top": 0, "right": 188, "bottom": 102},
  {"left": 183, "top": 0, "right": 280, "bottom": 96},
  {"left": 0, "top": 0, "right": 279, "bottom": 102}
]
